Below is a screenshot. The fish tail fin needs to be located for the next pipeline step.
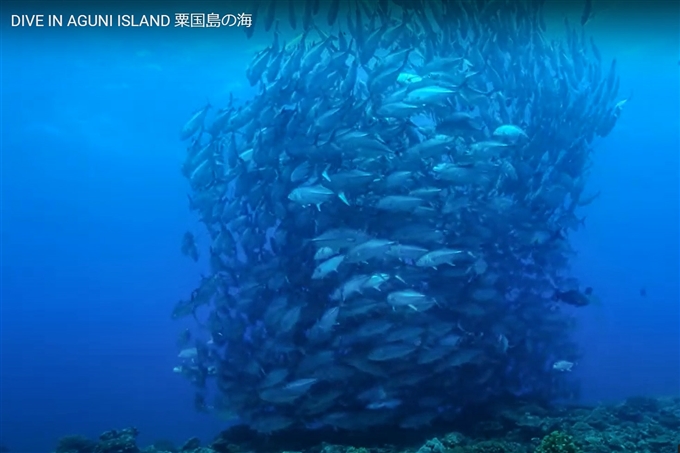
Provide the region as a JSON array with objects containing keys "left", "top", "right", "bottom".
[
  {"left": 337, "top": 191, "right": 350, "bottom": 206},
  {"left": 322, "top": 166, "right": 331, "bottom": 181}
]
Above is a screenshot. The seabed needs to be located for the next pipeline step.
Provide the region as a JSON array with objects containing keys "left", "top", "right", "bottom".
[{"left": 47, "top": 396, "right": 680, "bottom": 453}]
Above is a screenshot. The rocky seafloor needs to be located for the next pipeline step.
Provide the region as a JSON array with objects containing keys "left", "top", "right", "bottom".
[{"left": 26, "top": 396, "right": 680, "bottom": 453}]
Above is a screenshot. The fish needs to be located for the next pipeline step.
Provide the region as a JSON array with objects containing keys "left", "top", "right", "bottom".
[
  {"left": 553, "top": 288, "right": 592, "bottom": 307},
  {"left": 313, "top": 246, "right": 336, "bottom": 261},
  {"left": 287, "top": 0, "right": 297, "bottom": 29},
  {"left": 177, "top": 328, "right": 192, "bottom": 348},
  {"left": 387, "top": 290, "right": 436, "bottom": 311},
  {"left": 368, "top": 343, "right": 418, "bottom": 361},
  {"left": 288, "top": 185, "right": 336, "bottom": 210},
  {"left": 415, "top": 249, "right": 468, "bottom": 268},
  {"left": 179, "top": 102, "right": 210, "bottom": 141},
  {"left": 180, "top": 231, "right": 199, "bottom": 262},
  {"left": 171, "top": 0, "right": 624, "bottom": 435},
  {"left": 344, "top": 239, "right": 394, "bottom": 263},
  {"left": 581, "top": 0, "right": 593, "bottom": 26},
  {"left": 312, "top": 254, "right": 345, "bottom": 279},
  {"left": 376, "top": 195, "right": 423, "bottom": 212},
  {"left": 492, "top": 124, "right": 528, "bottom": 143},
  {"left": 327, "top": 0, "right": 340, "bottom": 25},
  {"left": 178, "top": 347, "right": 198, "bottom": 359},
  {"left": 263, "top": 0, "right": 276, "bottom": 32},
  {"left": 367, "top": 399, "right": 402, "bottom": 410},
  {"left": 553, "top": 360, "right": 575, "bottom": 372},
  {"left": 403, "top": 86, "right": 456, "bottom": 106}
]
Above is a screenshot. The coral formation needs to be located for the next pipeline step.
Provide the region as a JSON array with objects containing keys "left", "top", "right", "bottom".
[
  {"left": 51, "top": 397, "right": 680, "bottom": 453},
  {"left": 534, "top": 431, "right": 580, "bottom": 453},
  {"left": 55, "top": 435, "right": 97, "bottom": 453}
]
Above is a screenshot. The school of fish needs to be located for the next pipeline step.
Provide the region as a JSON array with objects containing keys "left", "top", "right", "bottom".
[{"left": 171, "top": 0, "right": 625, "bottom": 436}]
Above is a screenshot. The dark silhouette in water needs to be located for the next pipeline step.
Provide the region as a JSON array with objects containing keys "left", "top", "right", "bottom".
[
  {"left": 553, "top": 288, "right": 593, "bottom": 307},
  {"left": 210, "top": 398, "right": 554, "bottom": 452},
  {"left": 581, "top": 0, "right": 593, "bottom": 26},
  {"left": 640, "top": 287, "right": 647, "bottom": 297}
]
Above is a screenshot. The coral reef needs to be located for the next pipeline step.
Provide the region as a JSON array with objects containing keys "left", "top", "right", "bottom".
[
  {"left": 55, "top": 435, "right": 97, "bottom": 453},
  {"left": 534, "top": 432, "right": 580, "bottom": 453},
  {"left": 96, "top": 428, "right": 140, "bottom": 453},
  {"left": 51, "top": 397, "right": 680, "bottom": 453}
]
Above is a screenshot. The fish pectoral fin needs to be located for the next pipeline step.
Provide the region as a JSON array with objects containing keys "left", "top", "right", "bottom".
[{"left": 408, "top": 304, "right": 418, "bottom": 311}]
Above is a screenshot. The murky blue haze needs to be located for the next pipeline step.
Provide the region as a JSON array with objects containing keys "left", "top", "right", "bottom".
[{"left": 1, "top": 1, "right": 678, "bottom": 451}]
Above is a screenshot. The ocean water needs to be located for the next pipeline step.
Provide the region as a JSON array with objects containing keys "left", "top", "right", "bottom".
[{"left": 1, "top": 0, "right": 678, "bottom": 451}]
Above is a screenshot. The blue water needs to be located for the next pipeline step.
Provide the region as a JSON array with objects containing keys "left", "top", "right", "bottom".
[{"left": 1, "top": 2, "right": 678, "bottom": 452}]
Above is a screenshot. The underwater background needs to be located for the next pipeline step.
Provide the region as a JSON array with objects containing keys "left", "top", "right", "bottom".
[{"left": 1, "top": 0, "right": 678, "bottom": 451}]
